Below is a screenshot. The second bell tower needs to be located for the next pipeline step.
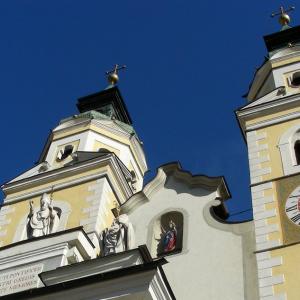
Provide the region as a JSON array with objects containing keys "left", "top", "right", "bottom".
[{"left": 237, "top": 9, "right": 300, "bottom": 300}]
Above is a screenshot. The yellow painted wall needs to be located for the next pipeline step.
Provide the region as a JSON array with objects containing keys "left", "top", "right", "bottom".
[
  {"left": 5, "top": 165, "right": 110, "bottom": 198},
  {"left": 250, "top": 118, "right": 300, "bottom": 181},
  {"left": 0, "top": 181, "right": 91, "bottom": 246},
  {"left": 272, "top": 56, "right": 300, "bottom": 69},
  {"left": 272, "top": 244, "right": 300, "bottom": 299},
  {"left": 93, "top": 140, "right": 120, "bottom": 156},
  {"left": 0, "top": 176, "right": 118, "bottom": 247},
  {"left": 52, "top": 121, "right": 145, "bottom": 174}
]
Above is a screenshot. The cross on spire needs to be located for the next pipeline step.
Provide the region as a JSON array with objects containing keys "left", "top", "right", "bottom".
[
  {"left": 271, "top": 6, "right": 295, "bottom": 28},
  {"left": 105, "top": 64, "right": 126, "bottom": 85}
]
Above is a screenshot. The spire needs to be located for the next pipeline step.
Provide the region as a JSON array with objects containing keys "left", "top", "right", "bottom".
[{"left": 271, "top": 6, "right": 295, "bottom": 31}]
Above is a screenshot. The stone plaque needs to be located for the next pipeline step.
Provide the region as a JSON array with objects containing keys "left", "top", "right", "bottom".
[{"left": 0, "top": 264, "right": 43, "bottom": 296}]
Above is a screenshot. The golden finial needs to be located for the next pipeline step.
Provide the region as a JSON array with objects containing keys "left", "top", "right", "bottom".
[
  {"left": 271, "top": 6, "right": 295, "bottom": 27},
  {"left": 105, "top": 64, "right": 126, "bottom": 85}
]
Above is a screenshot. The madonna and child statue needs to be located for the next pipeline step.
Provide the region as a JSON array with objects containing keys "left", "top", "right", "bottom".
[{"left": 27, "top": 193, "right": 60, "bottom": 238}]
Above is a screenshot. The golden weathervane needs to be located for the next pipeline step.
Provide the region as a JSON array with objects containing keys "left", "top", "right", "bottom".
[
  {"left": 105, "top": 64, "right": 126, "bottom": 85},
  {"left": 271, "top": 6, "right": 295, "bottom": 27}
]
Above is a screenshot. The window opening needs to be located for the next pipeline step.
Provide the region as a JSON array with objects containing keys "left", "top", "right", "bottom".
[
  {"left": 56, "top": 145, "right": 74, "bottom": 161},
  {"left": 294, "top": 140, "right": 300, "bottom": 165}
]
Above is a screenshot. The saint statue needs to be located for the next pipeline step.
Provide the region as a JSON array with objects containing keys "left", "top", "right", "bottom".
[
  {"left": 99, "top": 213, "right": 135, "bottom": 257},
  {"left": 27, "top": 193, "right": 60, "bottom": 238},
  {"left": 161, "top": 220, "right": 177, "bottom": 253}
]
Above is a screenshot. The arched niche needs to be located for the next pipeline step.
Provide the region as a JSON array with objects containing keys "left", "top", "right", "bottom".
[
  {"left": 278, "top": 124, "right": 300, "bottom": 175},
  {"left": 151, "top": 211, "right": 183, "bottom": 257}
]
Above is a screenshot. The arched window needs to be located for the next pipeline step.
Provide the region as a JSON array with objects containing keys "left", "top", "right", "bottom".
[
  {"left": 152, "top": 211, "right": 183, "bottom": 257},
  {"left": 278, "top": 125, "right": 300, "bottom": 175},
  {"left": 295, "top": 141, "right": 300, "bottom": 165}
]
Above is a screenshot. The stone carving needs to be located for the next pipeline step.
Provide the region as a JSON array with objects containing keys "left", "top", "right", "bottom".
[
  {"left": 27, "top": 193, "right": 60, "bottom": 238},
  {"left": 99, "top": 213, "right": 135, "bottom": 256}
]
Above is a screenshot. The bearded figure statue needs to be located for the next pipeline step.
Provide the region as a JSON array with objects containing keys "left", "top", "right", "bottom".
[
  {"left": 27, "top": 193, "right": 60, "bottom": 238},
  {"left": 99, "top": 213, "right": 135, "bottom": 257}
]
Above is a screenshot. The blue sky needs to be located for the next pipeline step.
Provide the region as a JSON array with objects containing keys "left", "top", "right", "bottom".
[{"left": 0, "top": 1, "right": 297, "bottom": 220}]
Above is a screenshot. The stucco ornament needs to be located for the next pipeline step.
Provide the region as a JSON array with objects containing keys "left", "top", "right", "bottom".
[
  {"left": 99, "top": 213, "right": 135, "bottom": 256},
  {"left": 27, "top": 193, "right": 60, "bottom": 238}
]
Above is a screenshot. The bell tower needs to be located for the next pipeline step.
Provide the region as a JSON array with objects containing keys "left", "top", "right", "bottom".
[
  {"left": 0, "top": 69, "right": 147, "bottom": 255},
  {"left": 236, "top": 8, "right": 300, "bottom": 300}
]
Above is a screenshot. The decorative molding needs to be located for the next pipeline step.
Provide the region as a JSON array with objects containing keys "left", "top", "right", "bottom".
[
  {"left": 278, "top": 123, "right": 300, "bottom": 176},
  {"left": 257, "top": 256, "right": 282, "bottom": 270},
  {"left": 261, "top": 294, "right": 287, "bottom": 300},
  {"left": 250, "top": 156, "right": 270, "bottom": 166},
  {"left": 52, "top": 118, "right": 147, "bottom": 174},
  {"left": 121, "top": 162, "right": 230, "bottom": 214},
  {"left": 254, "top": 209, "right": 276, "bottom": 224},
  {"left": 247, "top": 132, "right": 267, "bottom": 143},
  {"left": 253, "top": 196, "right": 274, "bottom": 206},
  {"left": 252, "top": 182, "right": 273, "bottom": 193},
  {"left": 256, "top": 240, "right": 281, "bottom": 251},
  {"left": 258, "top": 268, "right": 272, "bottom": 279},
  {"left": 247, "top": 111, "right": 300, "bottom": 132},
  {"left": 255, "top": 220, "right": 267, "bottom": 228},
  {"left": 256, "top": 224, "right": 279, "bottom": 236},
  {"left": 236, "top": 92, "right": 300, "bottom": 138},
  {"left": 259, "top": 275, "right": 284, "bottom": 288},
  {"left": 251, "top": 168, "right": 272, "bottom": 179},
  {"left": 0, "top": 204, "right": 14, "bottom": 244},
  {"left": 0, "top": 229, "right": 96, "bottom": 276},
  {"left": 256, "top": 252, "right": 284, "bottom": 300},
  {"left": 239, "top": 92, "right": 300, "bottom": 117},
  {"left": 249, "top": 143, "right": 269, "bottom": 154},
  {"left": 247, "top": 130, "right": 271, "bottom": 185},
  {"left": 260, "top": 286, "right": 274, "bottom": 297},
  {"left": 2, "top": 156, "right": 132, "bottom": 205}
]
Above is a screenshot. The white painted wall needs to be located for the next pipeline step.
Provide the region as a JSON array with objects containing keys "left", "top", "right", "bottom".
[{"left": 128, "top": 176, "right": 257, "bottom": 300}]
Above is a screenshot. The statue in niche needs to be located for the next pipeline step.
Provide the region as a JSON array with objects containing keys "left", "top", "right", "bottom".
[
  {"left": 156, "top": 212, "right": 183, "bottom": 256},
  {"left": 99, "top": 207, "right": 135, "bottom": 257},
  {"left": 161, "top": 220, "right": 177, "bottom": 253},
  {"left": 27, "top": 193, "right": 60, "bottom": 238}
]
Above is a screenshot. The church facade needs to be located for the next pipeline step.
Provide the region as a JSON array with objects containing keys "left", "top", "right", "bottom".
[{"left": 1, "top": 11, "right": 300, "bottom": 300}]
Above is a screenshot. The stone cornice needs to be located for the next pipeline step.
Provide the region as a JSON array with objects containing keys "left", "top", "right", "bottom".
[
  {"left": 248, "top": 50, "right": 300, "bottom": 101},
  {"left": 236, "top": 92, "right": 300, "bottom": 136},
  {"left": 2, "top": 155, "right": 132, "bottom": 205}
]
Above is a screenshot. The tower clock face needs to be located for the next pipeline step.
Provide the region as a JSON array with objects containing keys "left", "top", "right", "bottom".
[{"left": 285, "top": 187, "right": 300, "bottom": 225}]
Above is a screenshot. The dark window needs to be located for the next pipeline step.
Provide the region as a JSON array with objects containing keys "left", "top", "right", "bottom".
[
  {"left": 291, "top": 72, "right": 300, "bottom": 86},
  {"left": 61, "top": 145, "right": 73, "bottom": 160},
  {"left": 295, "top": 141, "right": 300, "bottom": 165},
  {"left": 56, "top": 145, "right": 74, "bottom": 161}
]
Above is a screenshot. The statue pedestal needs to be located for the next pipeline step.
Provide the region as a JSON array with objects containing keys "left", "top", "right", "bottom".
[{"left": 0, "top": 228, "right": 95, "bottom": 297}]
